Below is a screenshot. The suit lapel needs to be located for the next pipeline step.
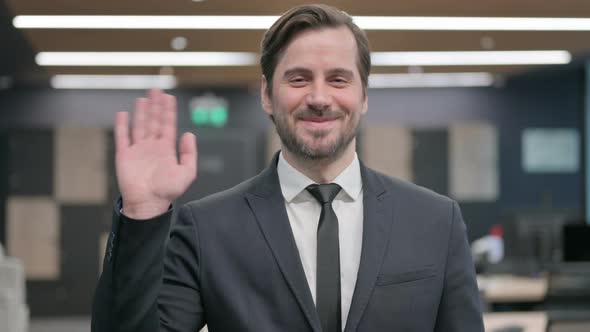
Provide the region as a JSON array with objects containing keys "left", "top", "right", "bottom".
[
  {"left": 344, "top": 164, "right": 396, "bottom": 332},
  {"left": 245, "top": 153, "right": 321, "bottom": 332}
]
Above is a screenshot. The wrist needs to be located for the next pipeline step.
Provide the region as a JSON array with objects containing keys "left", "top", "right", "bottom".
[{"left": 122, "top": 200, "right": 171, "bottom": 220}]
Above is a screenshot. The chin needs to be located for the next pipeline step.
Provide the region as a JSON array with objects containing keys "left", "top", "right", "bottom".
[{"left": 301, "top": 142, "right": 344, "bottom": 160}]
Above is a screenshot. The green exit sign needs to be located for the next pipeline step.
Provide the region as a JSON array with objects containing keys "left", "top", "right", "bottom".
[{"left": 189, "top": 95, "right": 229, "bottom": 127}]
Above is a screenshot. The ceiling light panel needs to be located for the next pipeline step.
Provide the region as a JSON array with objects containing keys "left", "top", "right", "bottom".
[
  {"left": 50, "top": 75, "right": 177, "bottom": 89},
  {"left": 13, "top": 16, "right": 279, "bottom": 30},
  {"left": 36, "top": 51, "right": 570, "bottom": 67},
  {"left": 369, "top": 72, "right": 495, "bottom": 88},
  {"left": 371, "top": 51, "right": 571, "bottom": 66},
  {"left": 36, "top": 52, "right": 258, "bottom": 66}
]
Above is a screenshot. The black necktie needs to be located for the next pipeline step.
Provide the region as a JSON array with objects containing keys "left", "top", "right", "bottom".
[{"left": 306, "top": 183, "right": 342, "bottom": 332}]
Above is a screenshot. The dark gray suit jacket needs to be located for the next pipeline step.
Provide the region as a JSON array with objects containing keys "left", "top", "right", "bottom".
[{"left": 92, "top": 154, "right": 484, "bottom": 332}]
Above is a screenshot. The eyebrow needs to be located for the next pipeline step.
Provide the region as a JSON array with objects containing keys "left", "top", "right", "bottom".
[
  {"left": 282, "top": 67, "right": 355, "bottom": 79},
  {"left": 282, "top": 67, "right": 312, "bottom": 79},
  {"left": 327, "top": 68, "right": 355, "bottom": 78}
]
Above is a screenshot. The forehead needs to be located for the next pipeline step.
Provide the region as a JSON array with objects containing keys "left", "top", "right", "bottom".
[{"left": 275, "top": 26, "right": 358, "bottom": 73}]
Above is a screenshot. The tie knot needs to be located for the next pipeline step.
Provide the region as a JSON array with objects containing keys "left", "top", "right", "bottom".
[{"left": 306, "top": 183, "right": 342, "bottom": 204}]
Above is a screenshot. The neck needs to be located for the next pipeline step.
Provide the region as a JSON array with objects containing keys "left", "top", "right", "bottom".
[{"left": 281, "top": 139, "right": 356, "bottom": 184}]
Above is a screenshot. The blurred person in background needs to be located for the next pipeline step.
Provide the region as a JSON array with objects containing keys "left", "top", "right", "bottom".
[{"left": 92, "top": 4, "right": 484, "bottom": 332}]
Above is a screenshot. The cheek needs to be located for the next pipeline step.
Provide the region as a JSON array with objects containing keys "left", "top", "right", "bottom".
[
  {"left": 275, "top": 89, "right": 305, "bottom": 114},
  {"left": 335, "top": 93, "right": 365, "bottom": 115},
  {"left": 282, "top": 89, "right": 305, "bottom": 112}
]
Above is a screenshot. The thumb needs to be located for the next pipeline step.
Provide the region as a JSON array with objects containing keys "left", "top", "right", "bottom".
[{"left": 179, "top": 132, "right": 198, "bottom": 180}]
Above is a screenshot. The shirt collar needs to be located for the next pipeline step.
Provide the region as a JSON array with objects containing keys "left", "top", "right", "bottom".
[{"left": 277, "top": 151, "right": 363, "bottom": 203}]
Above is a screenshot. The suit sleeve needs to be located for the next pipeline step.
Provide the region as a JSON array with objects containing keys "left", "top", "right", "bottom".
[
  {"left": 434, "top": 201, "right": 485, "bottom": 332},
  {"left": 91, "top": 204, "right": 205, "bottom": 332}
]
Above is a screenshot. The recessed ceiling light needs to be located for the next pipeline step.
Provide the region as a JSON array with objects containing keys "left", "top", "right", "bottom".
[
  {"left": 407, "top": 66, "right": 424, "bottom": 74},
  {"left": 369, "top": 72, "right": 495, "bottom": 88},
  {"left": 36, "top": 52, "right": 259, "bottom": 66},
  {"left": 50, "top": 75, "right": 177, "bottom": 89},
  {"left": 171, "top": 36, "right": 188, "bottom": 51},
  {"left": 13, "top": 15, "right": 590, "bottom": 31},
  {"left": 480, "top": 36, "right": 495, "bottom": 50}
]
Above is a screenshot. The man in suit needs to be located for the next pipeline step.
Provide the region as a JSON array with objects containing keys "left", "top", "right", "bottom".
[{"left": 92, "top": 4, "right": 484, "bottom": 332}]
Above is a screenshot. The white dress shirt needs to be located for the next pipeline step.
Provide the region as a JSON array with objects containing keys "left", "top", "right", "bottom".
[{"left": 277, "top": 152, "right": 364, "bottom": 330}]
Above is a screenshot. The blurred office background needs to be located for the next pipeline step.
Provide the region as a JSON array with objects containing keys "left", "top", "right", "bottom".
[{"left": 1, "top": 0, "right": 590, "bottom": 331}]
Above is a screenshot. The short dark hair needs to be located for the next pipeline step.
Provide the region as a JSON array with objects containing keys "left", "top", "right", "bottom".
[{"left": 260, "top": 4, "right": 371, "bottom": 96}]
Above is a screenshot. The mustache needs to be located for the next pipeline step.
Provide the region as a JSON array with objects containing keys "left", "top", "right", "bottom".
[{"left": 294, "top": 108, "right": 343, "bottom": 120}]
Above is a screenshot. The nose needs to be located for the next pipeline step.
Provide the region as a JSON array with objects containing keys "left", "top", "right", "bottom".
[{"left": 305, "top": 81, "right": 331, "bottom": 111}]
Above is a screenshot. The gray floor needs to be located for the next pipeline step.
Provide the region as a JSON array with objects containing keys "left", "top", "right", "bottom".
[
  {"left": 29, "top": 318, "right": 209, "bottom": 332},
  {"left": 26, "top": 317, "right": 590, "bottom": 332},
  {"left": 30, "top": 317, "right": 90, "bottom": 332}
]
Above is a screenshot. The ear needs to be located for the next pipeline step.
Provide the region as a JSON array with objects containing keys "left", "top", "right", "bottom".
[
  {"left": 261, "top": 75, "right": 273, "bottom": 116},
  {"left": 361, "top": 92, "right": 368, "bottom": 115}
]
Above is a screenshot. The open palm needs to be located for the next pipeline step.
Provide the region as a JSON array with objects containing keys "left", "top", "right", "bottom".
[{"left": 115, "top": 89, "right": 197, "bottom": 219}]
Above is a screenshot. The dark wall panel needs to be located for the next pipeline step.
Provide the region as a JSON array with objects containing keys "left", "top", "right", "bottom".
[
  {"left": 497, "top": 68, "right": 584, "bottom": 213},
  {"left": 412, "top": 129, "right": 449, "bottom": 196},
  {"left": 459, "top": 202, "right": 501, "bottom": 242},
  {"left": 0, "top": 132, "right": 8, "bottom": 245},
  {"left": 9, "top": 130, "right": 53, "bottom": 196},
  {"left": 177, "top": 129, "right": 260, "bottom": 205},
  {"left": 60, "top": 204, "right": 108, "bottom": 315}
]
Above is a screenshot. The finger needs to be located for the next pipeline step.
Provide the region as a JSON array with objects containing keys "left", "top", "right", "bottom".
[
  {"left": 132, "top": 97, "right": 148, "bottom": 143},
  {"left": 179, "top": 132, "right": 198, "bottom": 180},
  {"left": 160, "top": 93, "right": 177, "bottom": 145},
  {"left": 147, "top": 88, "right": 163, "bottom": 139},
  {"left": 114, "top": 112, "right": 130, "bottom": 152}
]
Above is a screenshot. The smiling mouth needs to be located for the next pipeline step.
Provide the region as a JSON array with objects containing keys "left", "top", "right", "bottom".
[
  {"left": 303, "top": 117, "right": 336, "bottom": 123},
  {"left": 299, "top": 113, "right": 340, "bottom": 122},
  {"left": 299, "top": 117, "right": 339, "bottom": 131}
]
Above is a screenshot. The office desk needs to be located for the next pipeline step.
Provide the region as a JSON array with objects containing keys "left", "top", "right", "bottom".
[
  {"left": 478, "top": 274, "right": 548, "bottom": 303},
  {"left": 484, "top": 311, "right": 548, "bottom": 332}
]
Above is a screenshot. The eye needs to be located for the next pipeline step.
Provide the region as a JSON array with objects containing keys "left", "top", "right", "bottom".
[
  {"left": 289, "top": 76, "right": 308, "bottom": 87},
  {"left": 330, "top": 77, "right": 349, "bottom": 87}
]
